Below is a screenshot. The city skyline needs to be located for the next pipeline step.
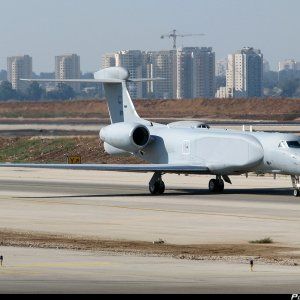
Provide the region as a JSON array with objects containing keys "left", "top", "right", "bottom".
[{"left": 1, "top": 0, "right": 300, "bottom": 72}]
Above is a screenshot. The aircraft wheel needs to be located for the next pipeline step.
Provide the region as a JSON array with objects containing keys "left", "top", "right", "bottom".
[
  {"left": 209, "top": 179, "right": 224, "bottom": 193},
  {"left": 294, "top": 189, "right": 300, "bottom": 197},
  {"left": 209, "top": 179, "right": 217, "bottom": 193},
  {"left": 158, "top": 181, "right": 165, "bottom": 195},
  {"left": 217, "top": 180, "right": 225, "bottom": 193},
  {"left": 149, "top": 181, "right": 165, "bottom": 195}
]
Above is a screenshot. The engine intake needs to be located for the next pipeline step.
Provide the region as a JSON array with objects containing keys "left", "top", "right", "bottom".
[{"left": 100, "top": 123, "right": 150, "bottom": 153}]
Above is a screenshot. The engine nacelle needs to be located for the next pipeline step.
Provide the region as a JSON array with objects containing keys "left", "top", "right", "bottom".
[
  {"left": 100, "top": 123, "right": 150, "bottom": 153},
  {"left": 104, "top": 143, "right": 131, "bottom": 157}
]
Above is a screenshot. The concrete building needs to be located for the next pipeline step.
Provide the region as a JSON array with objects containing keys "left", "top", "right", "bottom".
[
  {"left": 101, "top": 47, "right": 215, "bottom": 100},
  {"left": 215, "top": 86, "right": 231, "bottom": 99},
  {"left": 278, "top": 59, "right": 300, "bottom": 72},
  {"left": 226, "top": 47, "right": 263, "bottom": 98},
  {"left": 177, "top": 47, "right": 215, "bottom": 99},
  {"left": 263, "top": 59, "right": 271, "bottom": 73},
  {"left": 55, "top": 54, "right": 81, "bottom": 93},
  {"left": 101, "top": 53, "right": 116, "bottom": 69},
  {"left": 278, "top": 59, "right": 300, "bottom": 82},
  {"left": 7, "top": 55, "right": 32, "bottom": 92},
  {"left": 216, "top": 59, "right": 227, "bottom": 77},
  {"left": 147, "top": 50, "right": 177, "bottom": 99}
]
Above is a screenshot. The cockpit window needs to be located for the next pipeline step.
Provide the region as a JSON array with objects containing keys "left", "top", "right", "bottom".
[{"left": 287, "top": 141, "right": 300, "bottom": 149}]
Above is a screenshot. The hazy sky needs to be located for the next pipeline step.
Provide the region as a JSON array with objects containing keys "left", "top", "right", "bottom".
[{"left": 1, "top": 0, "right": 299, "bottom": 72}]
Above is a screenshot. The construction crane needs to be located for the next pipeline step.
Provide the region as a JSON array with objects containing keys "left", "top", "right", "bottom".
[{"left": 161, "top": 29, "right": 205, "bottom": 50}]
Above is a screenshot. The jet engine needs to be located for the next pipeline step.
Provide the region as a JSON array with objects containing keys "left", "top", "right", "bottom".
[{"left": 100, "top": 123, "right": 150, "bottom": 153}]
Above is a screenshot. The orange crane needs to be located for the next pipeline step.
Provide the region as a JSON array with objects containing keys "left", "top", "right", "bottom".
[{"left": 161, "top": 29, "right": 205, "bottom": 50}]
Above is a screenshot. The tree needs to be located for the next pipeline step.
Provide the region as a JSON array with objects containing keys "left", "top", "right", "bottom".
[
  {"left": 26, "top": 82, "right": 45, "bottom": 100},
  {"left": 0, "top": 81, "right": 17, "bottom": 100},
  {"left": 46, "top": 83, "right": 75, "bottom": 100},
  {"left": 279, "top": 79, "right": 300, "bottom": 97}
]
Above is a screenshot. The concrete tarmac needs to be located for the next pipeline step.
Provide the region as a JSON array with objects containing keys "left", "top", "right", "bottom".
[
  {"left": 0, "top": 168, "right": 300, "bottom": 293},
  {"left": 0, "top": 246, "right": 300, "bottom": 294}
]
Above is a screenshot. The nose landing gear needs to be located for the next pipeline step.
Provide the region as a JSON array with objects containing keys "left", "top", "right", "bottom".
[
  {"left": 291, "top": 176, "right": 300, "bottom": 197},
  {"left": 209, "top": 176, "right": 225, "bottom": 193},
  {"left": 149, "top": 172, "right": 165, "bottom": 195}
]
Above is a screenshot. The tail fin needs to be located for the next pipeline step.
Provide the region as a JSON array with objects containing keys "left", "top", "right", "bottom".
[
  {"left": 94, "top": 67, "right": 140, "bottom": 124},
  {"left": 103, "top": 82, "right": 141, "bottom": 124},
  {"left": 95, "top": 67, "right": 163, "bottom": 124}
]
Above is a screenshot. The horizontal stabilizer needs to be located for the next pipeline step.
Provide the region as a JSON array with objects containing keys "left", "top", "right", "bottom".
[
  {"left": 128, "top": 78, "right": 165, "bottom": 83},
  {"left": 0, "top": 163, "right": 209, "bottom": 174},
  {"left": 20, "top": 78, "right": 164, "bottom": 84},
  {"left": 20, "top": 78, "right": 123, "bottom": 83}
]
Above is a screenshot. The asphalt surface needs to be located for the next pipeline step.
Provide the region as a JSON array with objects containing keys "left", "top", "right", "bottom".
[
  {"left": 0, "top": 246, "right": 300, "bottom": 294},
  {"left": 0, "top": 169, "right": 300, "bottom": 293}
]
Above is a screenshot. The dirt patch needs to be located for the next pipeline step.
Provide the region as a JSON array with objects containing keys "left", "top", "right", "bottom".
[
  {"left": 0, "top": 136, "right": 143, "bottom": 164},
  {"left": 1, "top": 98, "right": 300, "bottom": 121},
  {"left": 0, "top": 230, "right": 299, "bottom": 266}
]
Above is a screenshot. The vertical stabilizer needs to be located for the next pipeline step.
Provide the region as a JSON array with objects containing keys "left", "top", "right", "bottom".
[
  {"left": 94, "top": 67, "right": 142, "bottom": 124},
  {"left": 103, "top": 82, "right": 141, "bottom": 124}
]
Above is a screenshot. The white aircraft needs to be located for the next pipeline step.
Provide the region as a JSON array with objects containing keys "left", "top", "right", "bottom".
[{"left": 1, "top": 66, "right": 300, "bottom": 197}]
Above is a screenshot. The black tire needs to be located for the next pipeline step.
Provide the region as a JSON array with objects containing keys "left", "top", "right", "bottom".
[
  {"left": 294, "top": 190, "right": 300, "bottom": 197},
  {"left": 209, "top": 179, "right": 217, "bottom": 193},
  {"left": 158, "top": 181, "right": 165, "bottom": 195},
  {"left": 209, "top": 179, "right": 225, "bottom": 193},
  {"left": 150, "top": 181, "right": 165, "bottom": 195},
  {"left": 217, "top": 180, "right": 225, "bottom": 193}
]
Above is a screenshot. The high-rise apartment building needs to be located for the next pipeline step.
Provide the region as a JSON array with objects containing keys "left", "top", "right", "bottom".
[
  {"left": 101, "top": 47, "right": 216, "bottom": 99},
  {"left": 278, "top": 59, "right": 300, "bottom": 72},
  {"left": 226, "top": 47, "right": 263, "bottom": 98},
  {"left": 147, "top": 50, "right": 178, "bottom": 99},
  {"left": 101, "top": 53, "right": 116, "bottom": 69},
  {"left": 55, "top": 54, "right": 81, "bottom": 93},
  {"left": 7, "top": 55, "right": 32, "bottom": 92},
  {"left": 278, "top": 59, "right": 300, "bottom": 82},
  {"left": 216, "top": 59, "right": 228, "bottom": 77},
  {"left": 176, "top": 47, "right": 215, "bottom": 99}
]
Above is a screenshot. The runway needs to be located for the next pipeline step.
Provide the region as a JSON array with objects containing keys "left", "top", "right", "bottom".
[
  {"left": 0, "top": 168, "right": 300, "bottom": 293},
  {"left": 0, "top": 246, "right": 300, "bottom": 294},
  {"left": 0, "top": 169, "right": 300, "bottom": 245}
]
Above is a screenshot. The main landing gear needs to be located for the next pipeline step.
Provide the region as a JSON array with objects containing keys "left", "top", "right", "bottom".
[
  {"left": 149, "top": 172, "right": 165, "bottom": 195},
  {"left": 208, "top": 176, "right": 225, "bottom": 193},
  {"left": 291, "top": 175, "right": 300, "bottom": 197}
]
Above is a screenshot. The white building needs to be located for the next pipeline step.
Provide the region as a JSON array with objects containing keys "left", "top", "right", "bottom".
[
  {"left": 278, "top": 59, "right": 300, "bottom": 71},
  {"left": 226, "top": 47, "right": 263, "bottom": 98},
  {"left": 101, "top": 47, "right": 215, "bottom": 99},
  {"left": 55, "top": 54, "right": 81, "bottom": 93},
  {"left": 215, "top": 87, "right": 231, "bottom": 98},
  {"left": 101, "top": 53, "right": 116, "bottom": 69},
  {"left": 7, "top": 55, "right": 32, "bottom": 92}
]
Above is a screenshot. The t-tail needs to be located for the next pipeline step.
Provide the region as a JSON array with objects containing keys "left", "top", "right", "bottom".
[{"left": 94, "top": 67, "right": 143, "bottom": 124}]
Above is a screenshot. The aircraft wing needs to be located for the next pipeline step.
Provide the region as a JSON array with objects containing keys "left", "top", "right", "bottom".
[{"left": 0, "top": 163, "right": 209, "bottom": 174}]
